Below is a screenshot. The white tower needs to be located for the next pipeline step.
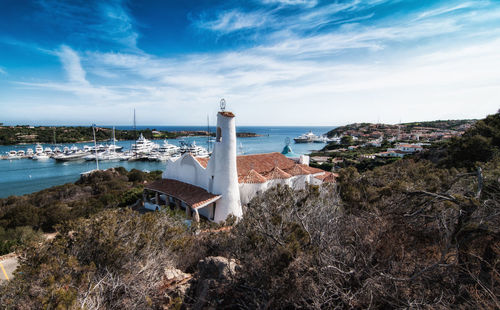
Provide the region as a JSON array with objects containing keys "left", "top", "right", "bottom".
[{"left": 207, "top": 100, "right": 242, "bottom": 222}]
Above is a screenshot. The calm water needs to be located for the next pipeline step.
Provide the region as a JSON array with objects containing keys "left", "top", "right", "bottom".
[{"left": 0, "top": 126, "right": 334, "bottom": 198}]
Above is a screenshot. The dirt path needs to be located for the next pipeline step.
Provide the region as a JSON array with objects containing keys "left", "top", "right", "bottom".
[{"left": 0, "top": 255, "right": 18, "bottom": 282}]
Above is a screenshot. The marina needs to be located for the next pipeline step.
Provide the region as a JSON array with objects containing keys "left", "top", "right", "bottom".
[
  {"left": 293, "top": 131, "right": 339, "bottom": 143},
  {"left": 0, "top": 126, "right": 332, "bottom": 197}
]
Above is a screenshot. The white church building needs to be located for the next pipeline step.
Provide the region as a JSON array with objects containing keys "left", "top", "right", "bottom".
[{"left": 144, "top": 107, "right": 335, "bottom": 223}]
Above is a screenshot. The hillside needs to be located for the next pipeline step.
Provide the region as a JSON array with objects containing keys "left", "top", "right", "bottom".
[
  {"left": 326, "top": 119, "right": 476, "bottom": 140},
  {"left": 0, "top": 112, "right": 499, "bottom": 309},
  {"left": 0, "top": 126, "right": 180, "bottom": 145},
  {"left": 0, "top": 126, "right": 261, "bottom": 145}
]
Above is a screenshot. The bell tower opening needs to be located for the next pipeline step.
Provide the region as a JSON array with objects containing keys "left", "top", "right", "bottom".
[{"left": 216, "top": 127, "right": 222, "bottom": 142}]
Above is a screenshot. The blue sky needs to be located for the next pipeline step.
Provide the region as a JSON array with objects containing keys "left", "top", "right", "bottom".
[{"left": 0, "top": 0, "right": 499, "bottom": 126}]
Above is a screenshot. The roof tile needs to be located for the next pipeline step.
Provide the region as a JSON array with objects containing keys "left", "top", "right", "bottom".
[
  {"left": 264, "top": 166, "right": 292, "bottom": 180},
  {"left": 285, "top": 164, "right": 313, "bottom": 176},
  {"left": 237, "top": 152, "right": 296, "bottom": 177},
  {"left": 238, "top": 169, "right": 267, "bottom": 183},
  {"left": 195, "top": 157, "right": 209, "bottom": 168},
  {"left": 145, "top": 179, "right": 220, "bottom": 209}
]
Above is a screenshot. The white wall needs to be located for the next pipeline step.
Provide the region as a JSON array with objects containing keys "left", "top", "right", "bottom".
[
  {"left": 206, "top": 112, "right": 242, "bottom": 222},
  {"left": 239, "top": 182, "right": 268, "bottom": 205},
  {"left": 162, "top": 154, "right": 209, "bottom": 190},
  {"left": 290, "top": 174, "right": 309, "bottom": 190}
]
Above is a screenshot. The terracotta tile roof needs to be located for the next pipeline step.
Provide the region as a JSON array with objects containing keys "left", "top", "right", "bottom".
[
  {"left": 285, "top": 164, "right": 313, "bottom": 176},
  {"left": 219, "top": 111, "right": 235, "bottom": 118},
  {"left": 301, "top": 165, "right": 326, "bottom": 175},
  {"left": 314, "top": 172, "right": 338, "bottom": 183},
  {"left": 195, "top": 157, "right": 209, "bottom": 168},
  {"left": 236, "top": 152, "right": 296, "bottom": 177},
  {"left": 263, "top": 167, "right": 292, "bottom": 180},
  {"left": 196, "top": 152, "right": 324, "bottom": 182},
  {"left": 238, "top": 169, "right": 267, "bottom": 184},
  {"left": 145, "top": 179, "right": 221, "bottom": 209}
]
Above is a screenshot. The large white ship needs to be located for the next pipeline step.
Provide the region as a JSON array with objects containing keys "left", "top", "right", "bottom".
[
  {"left": 293, "top": 131, "right": 320, "bottom": 143},
  {"left": 131, "top": 133, "right": 160, "bottom": 154},
  {"left": 293, "top": 131, "right": 333, "bottom": 143}
]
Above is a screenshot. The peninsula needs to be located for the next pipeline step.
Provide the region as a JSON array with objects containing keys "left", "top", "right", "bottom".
[{"left": 0, "top": 125, "right": 260, "bottom": 145}]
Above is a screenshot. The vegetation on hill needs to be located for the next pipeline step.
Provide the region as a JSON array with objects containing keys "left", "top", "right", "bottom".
[
  {"left": 326, "top": 119, "right": 475, "bottom": 138},
  {"left": 440, "top": 112, "right": 500, "bottom": 168},
  {"left": 1, "top": 112, "right": 499, "bottom": 309},
  {"left": 0, "top": 168, "right": 161, "bottom": 255},
  {"left": 0, "top": 126, "right": 182, "bottom": 145},
  {"left": 0, "top": 126, "right": 260, "bottom": 145},
  {"left": 401, "top": 119, "right": 476, "bottom": 130}
]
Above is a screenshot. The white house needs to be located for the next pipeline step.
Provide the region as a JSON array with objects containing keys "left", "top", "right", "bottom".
[{"left": 144, "top": 108, "right": 335, "bottom": 223}]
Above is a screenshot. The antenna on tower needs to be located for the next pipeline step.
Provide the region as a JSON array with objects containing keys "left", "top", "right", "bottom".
[
  {"left": 134, "top": 108, "right": 137, "bottom": 139},
  {"left": 220, "top": 98, "right": 226, "bottom": 111}
]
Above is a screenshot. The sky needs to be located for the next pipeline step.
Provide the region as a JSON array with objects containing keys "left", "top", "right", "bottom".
[{"left": 0, "top": 0, "right": 499, "bottom": 126}]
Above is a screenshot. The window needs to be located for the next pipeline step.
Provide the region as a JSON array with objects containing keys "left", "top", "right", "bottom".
[{"left": 216, "top": 127, "right": 222, "bottom": 142}]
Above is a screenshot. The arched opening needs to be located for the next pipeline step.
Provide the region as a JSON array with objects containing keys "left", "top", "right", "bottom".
[{"left": 216, "top": 127, "right": 222, "bottom": 142}]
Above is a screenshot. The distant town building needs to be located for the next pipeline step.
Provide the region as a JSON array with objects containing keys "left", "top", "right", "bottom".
[{"left": 376, "top": 143, "right": 424, "bottom": 158}]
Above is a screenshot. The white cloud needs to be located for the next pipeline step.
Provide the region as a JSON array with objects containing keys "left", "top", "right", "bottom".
[
  {"left": 37, "top": 0, "right": 139, "bottom": 49},
  {"left": 74, "top": 28, "right": 500, "bottom": 125},
  {"left": 7, "top": 0, "right": 500, "bottom": 125},
  {"left": 97, "top": 1, "right": 139, "bottom": 48},
  {"left": 20, "top": 45, "right": 125, "bottom": 100},
  {"left": 260, "top": 0, "right": 318, "bottom": 7},
  {"left": 417, "top": 2, "right": 476, "bottom": 20},
  {"left": 56, "top": 45, "right": 89, "bottom": 85},
  {"left": 0, "top": 67, "right": 6, "bottom": 75},
  {"left": 195, "top": 9, "right": 270, "bottom": 33}
]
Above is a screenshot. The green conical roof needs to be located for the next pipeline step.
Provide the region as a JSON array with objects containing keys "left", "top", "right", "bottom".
[{"left": 281, "top": 145, "right": 299, "bottom": 158}]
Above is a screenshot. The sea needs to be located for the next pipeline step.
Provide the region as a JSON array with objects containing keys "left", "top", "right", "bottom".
[{"left": 0, "top": 126, "right": 335, "bottom": 198}]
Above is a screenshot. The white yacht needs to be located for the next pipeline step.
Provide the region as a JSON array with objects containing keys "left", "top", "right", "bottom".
[
  {"left": 293, "top": 131, "right": 320, "bottom": 143},
  {"left": 35, "top": 144, "right": 44, "bottom": 154},
  {"left": 44, "top": 147, "right": 53, "bottom": 154},
  {"left": 83, "top": 145, "right": 92, "bottom": 152},
  {"left": 84, "top": 150, "right": 121, "bottom": 161},
  {"left": 131, "top": 134, "right": 159, "bottom": 154},
  {"left": 106, "top": 144, "right": 123, "bottom": 152},
  {"left": 184, "top": 141, "right": 209, "bottom": 157},
  {"left": 119, "top": 152, "right": 133, "bottom": 161},
  {"left": 313, "top": 135, "right": 333, "bottom": 143},
  {"left": 7, "top": 150, "right": 19, "bottom": 159},
  {"left": 33, "top": 153, "right": 50, "bottom": 160},
  {"left": 53, "top": 150, "right": 87, "bottom": 162},
  {"left": 26, "top": 148, "right": 34, "bottom": 156},
  {"left": 147, "top": 151, "right": 172, "bottom": 161},
  {"left": 17, "top": 150, "right": 25, "bottom": 157},
  {"left": 159, "top": 140, "right": 180, "bottom": 155}
]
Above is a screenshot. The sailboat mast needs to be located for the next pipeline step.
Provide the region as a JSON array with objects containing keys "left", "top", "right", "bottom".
[
  {"left": 133, "top": 109, "right": 138, "bottom": 158},
  {"left": 113, "top": 126, "right": 116, "bottom": 154},
  {"left": 207, "top": 115, "right": 210, "bottom": 152},
  {"left": 93, "top": 124, "right": 99, "bottom": 170},
  {"left": 133, "top": 108, "right": 137, "bottom": 139}
]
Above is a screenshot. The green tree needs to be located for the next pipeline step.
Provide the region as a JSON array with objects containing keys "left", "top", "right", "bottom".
[{"left": 340, "top": 135, "right": 353, "bottom": 145}]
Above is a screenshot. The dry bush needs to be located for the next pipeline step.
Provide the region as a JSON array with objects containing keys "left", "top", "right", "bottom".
[
  {"left": 0, "top": 209, "right": 195, "bottom": 310},
  {"left": 194, "top": 161, "right": 499, "bottom": 309}
]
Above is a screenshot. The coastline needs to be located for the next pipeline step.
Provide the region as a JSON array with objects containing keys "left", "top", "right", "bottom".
[{"left": 0, "top": 127, "right": 263, "bottom": 146}]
